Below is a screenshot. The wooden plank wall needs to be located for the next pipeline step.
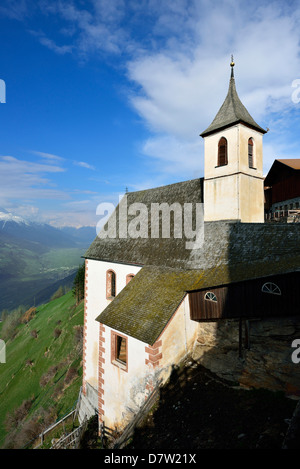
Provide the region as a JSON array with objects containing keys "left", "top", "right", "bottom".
[{"left": 189, "top": 272, "right": 300, "bottom": 321}]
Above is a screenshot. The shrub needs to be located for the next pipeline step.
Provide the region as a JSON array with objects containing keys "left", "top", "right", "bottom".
[
  {"left": 5, "top": 398, "right": 33, "bottom": 432},
  {"left": 64, "top": 366, "right": 78, "bottom": 385},
  {"left": 21, "top": 307, "right": 36, "bottom": 324},
  {"left": 40, "top": 365, "right": 58, "bottom": 388},
  {"left": 1, "top": 308, "right": 24, "bottom": 341},
  {"left": 74, "top": 325, "right": 83, "bottom": 349},
  {"left": 30, "top": 329, "right": 38, "bottom": 339},
  {"left": 14, "top": 416, "right": 43, "bottom": 448},
  {"left": 53, "top": 328, "right": 62, "bottom": 339},
  {"left": 51, "top": 286, "right": 65, "bottom": 301}
]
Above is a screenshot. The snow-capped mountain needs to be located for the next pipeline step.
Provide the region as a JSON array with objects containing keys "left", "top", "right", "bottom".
[
  {"left": 0, "top": 209, "right": 96, "bottom": 311},
  {"left": 0, "top": 208, "right": 95, "bottom": 249},
  {"left": 0, "top": 208, "right": 30, "bottom": 227}
]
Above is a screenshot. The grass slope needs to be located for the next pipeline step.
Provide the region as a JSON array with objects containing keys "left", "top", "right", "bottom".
[{"left": 0, "top": 291, "right": 84, "bottom": 448}]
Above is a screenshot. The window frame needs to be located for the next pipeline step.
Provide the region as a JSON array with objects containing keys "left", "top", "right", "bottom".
[
  {"left": 204, "top": 291, "right": 218, "bottom": 302},
  {"left": 106, "top": 269, "right": 116, "bottom": 300},
  {"left": 217, "top": 137, "right": 228, "bottom": 167},
  {"left": 126, "top": 273, "right": 135, "bottom": 285},
  {"left": 111, "top": 331, "right": 128, "bottom": 372},
  {"left": 248, "top": 137, "right": 256, "bottom": 169},
  {"left": 261, "top": 282, "right": 281, "bottom": 296}
]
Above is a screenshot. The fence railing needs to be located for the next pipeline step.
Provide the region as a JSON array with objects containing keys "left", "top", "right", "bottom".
[
  {"left": 265, "top": 209, "right": 300, "bottom": 220},
  {"left": 50, "top": 417, "right": 88, "bottom": 449}
]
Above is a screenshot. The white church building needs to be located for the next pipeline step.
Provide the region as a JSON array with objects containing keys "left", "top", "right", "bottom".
[{"left": 79, "top": 60, "right": 300, "bottom": 433}]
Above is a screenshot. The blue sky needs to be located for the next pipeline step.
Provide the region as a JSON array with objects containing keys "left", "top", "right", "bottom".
[{"left": 0, "top": 0, "right": 300, "bottom": 227}]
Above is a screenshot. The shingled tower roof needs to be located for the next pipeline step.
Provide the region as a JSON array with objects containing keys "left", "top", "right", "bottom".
[{"left": 200, "top": 58, "right": 267, "bottom": 137}]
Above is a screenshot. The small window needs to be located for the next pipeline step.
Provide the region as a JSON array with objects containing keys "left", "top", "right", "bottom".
[
  {"left": 204, "top": 291, "right": 217, "bottom": 302},
  {"left": 217, "top": 137, "right": 228, "bottom": 166},
  {"left": 248, "top": 138, "right": 254, "bottom": 168},
  {"left": 106, "top": 270, "right": 116, "bottom": 299},
  {"left": 261, "top": 282, "right": 281, "bottom": 296},
  {"left": 111, "top": 332, "right": 128, "bottom": 371},
  {"left": 126, "top": 274, "right": 135, "bottom": 285}
]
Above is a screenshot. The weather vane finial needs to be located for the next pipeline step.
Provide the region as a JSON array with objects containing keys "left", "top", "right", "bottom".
[{"left": 230, "top": 54, "right": 235, "bottom": 77}]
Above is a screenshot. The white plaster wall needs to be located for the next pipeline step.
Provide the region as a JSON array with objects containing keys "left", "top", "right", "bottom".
[
  {"left": 204, "top": 126, "right": 239, "bottom": 179},
  {"left": 158, "top": 296, "right": 199, "bottom": 382},
  {"left": 203, "top": 124, "right": 264, "bottom": 222},
  {"left": 102, "top": 327, "right": 150, "bottom": 429},
  {"left": 84, "top": 259, "right": 141, "bottom": 389},
  {"left": 102, "top": 295, "right": 199, "bottom": 430}
]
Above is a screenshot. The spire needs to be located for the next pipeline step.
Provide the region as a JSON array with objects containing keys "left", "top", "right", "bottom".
[
  {"left": 230, "top": 54, "right": 235, "bottom": 78},
  {"left": 200, "top": 57, "right": 266, "bottom": 138}
]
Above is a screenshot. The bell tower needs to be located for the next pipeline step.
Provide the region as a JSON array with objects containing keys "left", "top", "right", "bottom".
[{"left": 200, "top": 57, "right": 267, "bottom": 223}]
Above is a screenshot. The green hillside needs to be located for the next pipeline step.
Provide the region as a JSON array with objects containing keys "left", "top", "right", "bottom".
[{"left": 0, "top": 291, "right": 84, "bottom": 448}]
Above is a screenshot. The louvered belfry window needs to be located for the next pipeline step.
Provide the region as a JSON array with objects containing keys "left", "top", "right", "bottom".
[
  {"left": 248, "top": 138, "right": 254, "bottom": 168},
  {"left": 218, "top": 137, "right": 228, "bottom": 166}
]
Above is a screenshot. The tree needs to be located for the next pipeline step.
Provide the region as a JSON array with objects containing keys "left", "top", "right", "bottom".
[
  {"left": 72, "top": 263, "right": 85, "bottom": 305},
  {"left": 50, "top": 286, "right": 65, "bottom": 301}
]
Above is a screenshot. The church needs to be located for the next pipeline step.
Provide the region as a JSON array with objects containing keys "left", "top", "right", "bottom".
[{"left": 79, "top": 59, "right": 300, "bottom": 433}]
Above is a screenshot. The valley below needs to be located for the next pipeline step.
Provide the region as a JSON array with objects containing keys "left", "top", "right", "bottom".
[{"left": 0, "top": 209, "right": 96, "bottom": 312}]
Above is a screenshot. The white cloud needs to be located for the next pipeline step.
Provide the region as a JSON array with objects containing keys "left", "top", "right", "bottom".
[
  {"left": 39, "top": 36, "right": 73, "bottom": 55},
  {"left": 4, "top": 0, "right": 300, "bottom": 204},
  {"left": 0, "top": 0, "right": 29, "bottom": 20},
  {"left": 141, "top": 135, "right": 203, "bottom": 178},
  {"left": 124, "top": 1, "right": 300, "bottom": 176},
  {"left": 0, "top": 155, "right": 68, "bottom": 204},
  {"left": 30, "top": 150, "right": 65, "bottom": 161},
  {"left": 74, "top": 161, "right": 96, "bottom": 170}
]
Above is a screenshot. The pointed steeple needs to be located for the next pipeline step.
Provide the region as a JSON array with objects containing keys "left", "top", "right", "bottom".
[{"left": 200, "top": 57, "right": 266, "bottom": 137}]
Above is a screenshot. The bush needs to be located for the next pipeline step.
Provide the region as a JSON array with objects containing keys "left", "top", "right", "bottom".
[
  {"left": 14, "top": 417, "right": 43, "bottom": 448},
  {"left": 0, "top": 308, "right": 24, "bottom": 341},
  {"left": 53, "top": 328, "right": 62, "bottom": 339},
  {"left": 3, "top": 407, "right": 57, "bottom": 449},
  {"left": 74, "top": 325, "right": 83, "bottom": 349},
  {"left": 21, "top": 307, "right": 36, "bottom": 324},
  {"left": 40, "top": 365, "right": 58, "bottom": 388},
  {"left": 64, "top": 366, "right": 78, "bottom": 385},
  {"left": 51, "top": 286, "right": 65, "bottom": 301},
  {"left": 30, "top": 329, "right": 38, "bottom": 339},
  {"left": 5, "top": 398, "right": 33, "bottom": 432}
]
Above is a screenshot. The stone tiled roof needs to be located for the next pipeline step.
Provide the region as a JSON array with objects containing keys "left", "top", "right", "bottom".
[
  {"left": 96, "top": 220, "right": 300, "bottom": 344},
  {"left": 200, "top": 73, "right": 266, "bottom": 137},
  {"left": 97, "top": 255, "right": 300, "bottom": 346},
  {"left": 84, "top": 178, "right": 204, "bottom": 268}
]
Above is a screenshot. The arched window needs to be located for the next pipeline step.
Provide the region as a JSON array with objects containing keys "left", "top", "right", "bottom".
[
  {"left": 248, "top": 138, "right": 254, "bottom": 168},
  {"left": 106, "top": 270, "right": 116, "bottom": 299},
  {"left": 261, "top": 282, "right": 281, "bottom": 296},
  {"left": 218, "top": 137, "right": 228, "bottom": 166},
  {"left": 204, "top": 291, "right": 217, "bottom": 302},
  {"left": 126, "top": 274, "right": 135, "bottom": 285}
]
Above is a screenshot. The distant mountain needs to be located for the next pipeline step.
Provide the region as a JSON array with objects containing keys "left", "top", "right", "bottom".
[
  {"left": 1, "top": 213, "right": 82, "bottom": 250},
  {"left": 59, "top": 226, "right": 97, "bottom": 247},
  {"left": 0, "top": 209, "right": 96, "bottom": 311}
]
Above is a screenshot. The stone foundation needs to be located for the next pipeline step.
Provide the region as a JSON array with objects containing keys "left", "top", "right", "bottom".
[{"left": 192, "top": 317, "right": 300, "bottom": 398}]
